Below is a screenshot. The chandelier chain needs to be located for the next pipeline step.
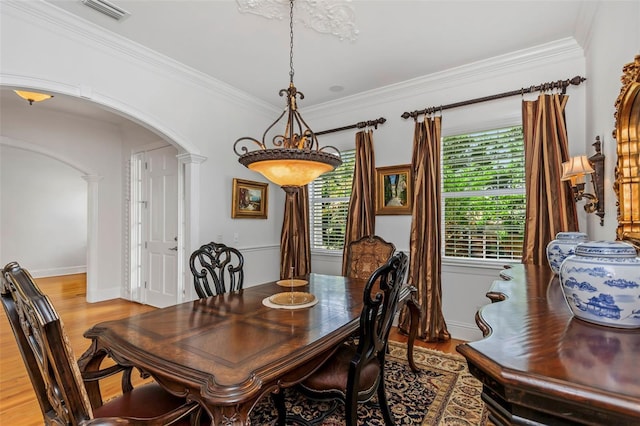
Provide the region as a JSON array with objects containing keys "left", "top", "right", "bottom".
[{"left": 289, "top": 0, "right": 294, "bottom": 83}]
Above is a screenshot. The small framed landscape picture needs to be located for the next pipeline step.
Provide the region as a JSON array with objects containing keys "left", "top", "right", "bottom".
[
  {"left": 375, "top": 164, "right": 412, "bottom": 215},
  {"left": 231, "top": 178, "right": 268, "bottom": 219}
]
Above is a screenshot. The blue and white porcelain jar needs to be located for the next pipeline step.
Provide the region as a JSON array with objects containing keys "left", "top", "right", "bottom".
[
  {"left": 546, "top": 232, "right": 588, "bottom": 274},
  {"left": 559, "top": 241, "right": 640, "bottom": 328}
]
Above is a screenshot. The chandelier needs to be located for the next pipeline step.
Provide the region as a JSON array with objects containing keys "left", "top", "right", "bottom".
[{"left": 233, "top": 0, "right": 342, "bottom": 193}]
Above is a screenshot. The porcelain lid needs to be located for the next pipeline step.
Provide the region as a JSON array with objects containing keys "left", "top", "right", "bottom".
[
  {"left": 555, "top": 232, "right": 588, "bottom": 241},
  {"left": 575, "top": 240, "right": 637, "bottom": 258}
]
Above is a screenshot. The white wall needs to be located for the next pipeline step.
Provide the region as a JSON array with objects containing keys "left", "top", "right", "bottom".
[
  {"left": 582, "top": 1, "right": 640, "bottom": 241},
  {"left": 0, "top": 145, "right": 86, "bottom": 277},
  {"left": 0, "top": 104, "right": 125, "bottom": 299}
]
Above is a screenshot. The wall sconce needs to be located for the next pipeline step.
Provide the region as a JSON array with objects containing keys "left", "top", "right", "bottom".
[{"left": 561, "top": 136, "right": 605, "bottom": 226}]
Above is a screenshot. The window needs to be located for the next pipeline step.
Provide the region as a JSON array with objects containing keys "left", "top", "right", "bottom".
[
  {"left": 442, "top": 126, "right": 525, "bottom": 260},
  {"left": 309, "top": 150, "right": 356, "bottom": 251}
]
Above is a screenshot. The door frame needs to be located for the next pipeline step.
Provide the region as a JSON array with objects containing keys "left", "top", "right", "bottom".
[{"left": 128, "top": 142, "right": 206, "bottom": 306}]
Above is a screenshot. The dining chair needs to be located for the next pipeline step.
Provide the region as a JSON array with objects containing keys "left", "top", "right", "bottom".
[
  {"left": 189, "top": 242, "right": 244, "bottom": 298},
  {"left": 1, "top": 261, "right": 201, "bottom": 426},
  {"left": 344, "top": 235, "right": 396, "bottom": 280},
  {"left": 345, "top": 235, "right": 421, "bottom": 373},
  {"left": 274, "top": 251, "right": 409, "bottom": 426}
]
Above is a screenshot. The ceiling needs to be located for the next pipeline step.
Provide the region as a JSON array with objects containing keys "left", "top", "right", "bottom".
[{"left": 2, "top": 0, "right": 590, "bottom": 124}]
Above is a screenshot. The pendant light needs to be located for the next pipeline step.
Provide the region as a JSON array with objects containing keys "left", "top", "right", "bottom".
[{"left": 233, "top": 0, "right": 342, "bottom": 193}]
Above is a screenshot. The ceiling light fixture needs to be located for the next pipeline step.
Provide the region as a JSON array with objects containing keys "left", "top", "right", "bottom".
[
  {"left": 233, "top": 0, "right": 342, "bottom": 193},
  {"left": 14, "top": 90, "right": 54, "bottom": 105}
]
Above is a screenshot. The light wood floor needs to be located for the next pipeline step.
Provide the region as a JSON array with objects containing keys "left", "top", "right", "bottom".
[{"left": 0, "top": 274, "right": 464, "bottom": 425}]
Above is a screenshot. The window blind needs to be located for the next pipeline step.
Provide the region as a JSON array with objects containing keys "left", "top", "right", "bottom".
[
  {"left": 309, "top": 149, "right": 356, "bottom": 251},
  {"left": 442, "top": 126, "right": 525, "bottom": 260}
]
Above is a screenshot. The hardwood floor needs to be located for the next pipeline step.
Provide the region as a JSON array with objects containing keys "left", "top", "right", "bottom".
[{"left": 0, "top": 274, "right": 464, "bottom": 425}]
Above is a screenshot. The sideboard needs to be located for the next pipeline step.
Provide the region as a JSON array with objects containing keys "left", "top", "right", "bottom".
[{"left": 457, "top": 264, "right": 640, "bottom": 425}]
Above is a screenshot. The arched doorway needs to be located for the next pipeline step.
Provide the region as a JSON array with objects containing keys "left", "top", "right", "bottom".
[{"left": 0, "top": 86, "right": 204, "bottom": 305}]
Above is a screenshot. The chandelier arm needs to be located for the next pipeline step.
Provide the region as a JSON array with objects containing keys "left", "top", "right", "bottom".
[
  {"left": 233, "top": 136, "right": 265, "bottom": 155},
  {"left": 291, "top": 110, "right": 306, "bottom": 149},
  {"left": 261, "top": 108, "right": 289, "bottom": 147},
  {"left": 292, "top": 111, "right": 319, "bottom": 150},
  {"left": 272, "top": 133, "right": 289, "bottom": 148},
  {"left": 318, "top": 145, "right": 342, "bottom": 159}
]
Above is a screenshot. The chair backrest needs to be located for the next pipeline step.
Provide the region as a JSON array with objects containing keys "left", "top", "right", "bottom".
[
  {"left": 1, "top": 262, "right": 94, "bottom": 425},
  {"left": 189, "top": 242, "right": 244, "bottom": 298},
  {"left": 344, "top": 235, "right": 395, "bottom": 280},
  {"left": 353, "top": 251, "right": 409, "bottom": 387}
]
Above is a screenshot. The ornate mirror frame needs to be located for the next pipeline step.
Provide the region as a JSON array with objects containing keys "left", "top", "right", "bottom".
[{"left": 613, "top": 55, "right": 640, "bottom": 251}]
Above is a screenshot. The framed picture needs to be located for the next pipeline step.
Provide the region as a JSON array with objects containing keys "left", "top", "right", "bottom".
[
  {"left": 231, "top": 178, "right": 268, "bottom": 219},
  {"left": 375, "top": 164, "right": 412, "bottom": 215}
]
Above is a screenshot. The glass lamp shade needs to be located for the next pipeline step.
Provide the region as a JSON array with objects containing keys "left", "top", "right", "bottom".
[
  {"left": 14, "top": 90, "right": 53, "bottom": 104},
  {"left": 238, "top": 148, "right": 342, "bottom": 188},
  {"left": 561, "top": 155, "right": 594, "bottom": 184}
]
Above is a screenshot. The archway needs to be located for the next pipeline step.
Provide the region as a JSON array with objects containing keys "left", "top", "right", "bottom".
[{"left": 0, "top": 83, "right": 204, "bottom": 304}]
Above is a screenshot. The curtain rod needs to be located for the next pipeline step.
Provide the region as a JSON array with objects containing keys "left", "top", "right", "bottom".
[
  {"left": 400, "top": 76, "right": 586, "bottom": 120},
  {"left": 315, "top": 117, "right": 387, "bottom": 136}
]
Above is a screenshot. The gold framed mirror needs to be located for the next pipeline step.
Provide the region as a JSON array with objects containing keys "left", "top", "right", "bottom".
[{"left": 613, "top": 55, "right": 640, "bottom": 251}]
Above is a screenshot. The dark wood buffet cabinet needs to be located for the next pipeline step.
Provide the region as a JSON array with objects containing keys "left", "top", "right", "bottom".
[{"left": 457, "top": 264, "right": 640, "bottom": 425}]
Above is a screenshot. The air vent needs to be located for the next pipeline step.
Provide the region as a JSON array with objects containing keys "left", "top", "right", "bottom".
[{"left": 82, "top": 0, "right": 130, "bottom": 21}]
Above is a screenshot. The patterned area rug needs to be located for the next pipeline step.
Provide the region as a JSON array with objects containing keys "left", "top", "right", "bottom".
[{"left": 250, "top": 341, "right": 491, "bottom": 425}]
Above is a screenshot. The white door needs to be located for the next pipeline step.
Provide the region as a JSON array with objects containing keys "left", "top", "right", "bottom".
[{"left": 143, "top": 145, "right": 179, "bottom": 307}]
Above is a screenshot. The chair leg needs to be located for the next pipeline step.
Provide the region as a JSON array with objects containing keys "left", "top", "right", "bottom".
[
  {"left": 345, "top": 383, "right": 359, "bottom": 426},
  {"left": 272, "top": 390, "right": 286, "bottom": 426},
  {"left": 377, "top": 377, "right": 395, "bottom": 426},
  {"left": 406, "top": 297, "right": 421, "bottom": 372}
]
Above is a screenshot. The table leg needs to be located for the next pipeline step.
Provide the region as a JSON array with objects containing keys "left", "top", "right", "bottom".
[{"left": 202, "top": 399, "right": 263, "bottom": 426}]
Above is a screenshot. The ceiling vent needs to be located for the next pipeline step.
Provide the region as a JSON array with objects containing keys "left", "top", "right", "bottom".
[{"left": 81, "top": 0, "right": 130, "bottom": 21}]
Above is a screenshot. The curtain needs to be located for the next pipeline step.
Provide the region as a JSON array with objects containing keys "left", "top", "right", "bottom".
[
  {"left": 280, "top": 186, "right": 311, "bottom": 279},
  {"left": 521, "top": 94, "right": 578, "bottom": 265},
  {"left": 341, "top": 130, "right": 376, "bottom": 275},
  {"left": 399, "top": 117, "right": 450, "bottom": 342}
]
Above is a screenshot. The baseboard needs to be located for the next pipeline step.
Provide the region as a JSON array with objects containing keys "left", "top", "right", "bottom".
[
  {"left": 87, "top": 287, "right": 121, "bottom": 303},
  {"left": 447, "top": 321, "right": 483, "bottom": 342},
  {"left": 394, "top": 314, "right": 483, "bottom": 343},
  {"left": 29, "top": 266, "right": 87, "bottom": 278}
]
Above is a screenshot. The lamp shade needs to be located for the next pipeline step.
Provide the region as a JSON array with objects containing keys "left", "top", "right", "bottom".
[
  {"left": 239, "top": 149, "right": 341, "bottom": 188},
  {"left": 561, "top": 155, "right": 594, "bottom": 184}
]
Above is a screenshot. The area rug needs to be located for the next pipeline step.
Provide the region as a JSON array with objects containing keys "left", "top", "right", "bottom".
[{"left": 249, "top": 341, "right": 491, "bottom": 425}]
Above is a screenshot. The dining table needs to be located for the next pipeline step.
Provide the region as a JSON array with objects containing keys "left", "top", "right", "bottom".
[{"left": 78, "top": 273, "right": 419, "bottom": 426}]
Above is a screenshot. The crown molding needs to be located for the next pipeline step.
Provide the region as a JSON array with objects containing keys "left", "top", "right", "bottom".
[
  {"left": 2, "top": 0, "right": 279, "bottom": 115},
  {"left": 307, "top": 37, "right": 585, "bottom": 118}
]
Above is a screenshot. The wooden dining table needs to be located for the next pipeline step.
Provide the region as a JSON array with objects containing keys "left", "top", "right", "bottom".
[{"left": 78, "top": 273, "right": 418, "bottom": 426}]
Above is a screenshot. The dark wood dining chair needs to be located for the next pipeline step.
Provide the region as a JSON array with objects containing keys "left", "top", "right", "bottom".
[
  {"left": 343, "top": 235, "right": 421, "bottom": 373},
  {"left": 189, "top": 242, "right": 244, "bottom": 298},
  {"left": 1, "top": 261, "right": 201, "bottom": 426},
  {"left": 344, "top": 235, "right": 396, "bottom": 280},
  {"left": 274, "top": 251, "right": 409, "bottom": 426}
]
